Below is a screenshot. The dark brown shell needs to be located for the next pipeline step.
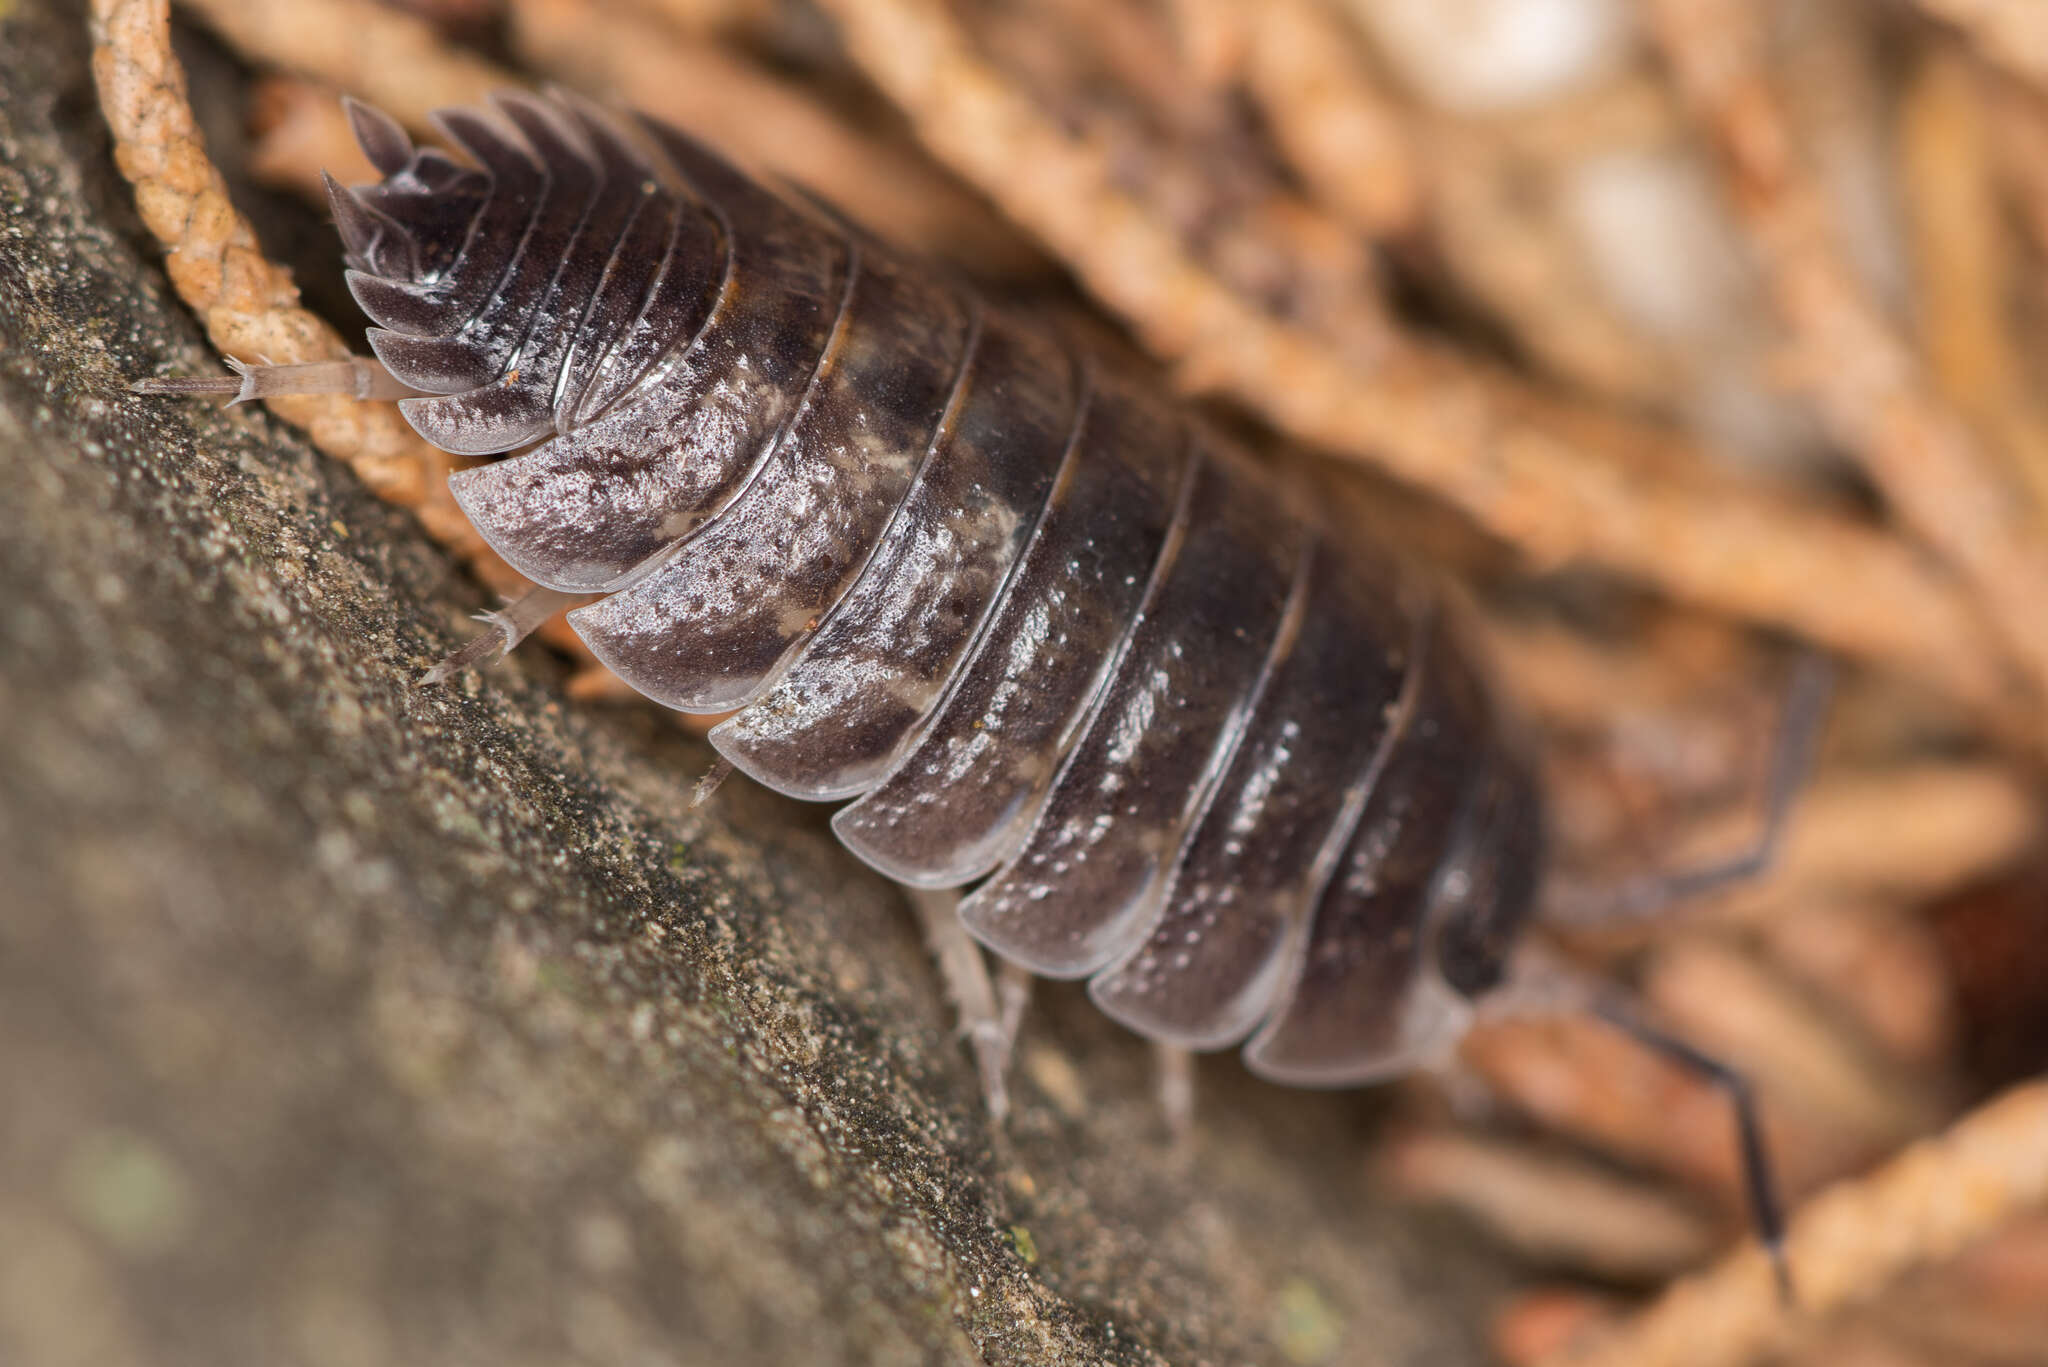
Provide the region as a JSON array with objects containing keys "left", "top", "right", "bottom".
[{"left": 334, "top": 91, "right": 1546, "bottom": 1085}]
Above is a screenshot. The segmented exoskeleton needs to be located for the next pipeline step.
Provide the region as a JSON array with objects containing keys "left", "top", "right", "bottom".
[{"left": 329, "top": 89, "right": 1547, "bottom": 1086}]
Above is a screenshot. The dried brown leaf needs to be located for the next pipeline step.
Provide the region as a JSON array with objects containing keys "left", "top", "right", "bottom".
[{"left": 810, "top": 0, "right": 2024, "bottom": 732}]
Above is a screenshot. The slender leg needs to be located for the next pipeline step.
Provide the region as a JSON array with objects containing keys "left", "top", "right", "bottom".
[
  {"left": 1550, "top": 652, "right": 1835, "bottom": 925},
  {"left": 995, "top": 960, "right": 1032, "bottom": 1052},
  {"left": 690, "top": 758, "right": 736, "bottom": 809},
  {"left": 132, "top": 354, "right": 424, "bottom": 405},
  {"left": 906, "top": 887, "right": 1017, "bottom": 1122},
  {"left": 418, "top": 581, "right": 593, "bottom": 686},
  {"left": 1153, "top": 1041, "right": 1197, "bottom": 1154}
]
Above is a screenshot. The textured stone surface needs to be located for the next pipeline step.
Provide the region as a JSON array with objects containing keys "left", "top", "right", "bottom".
[{"left": 0, "top": 4, "right": 1504, "bottom": 1363}]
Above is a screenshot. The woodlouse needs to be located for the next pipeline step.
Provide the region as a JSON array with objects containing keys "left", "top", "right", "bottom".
[{"left": 149, "top": 89, "right": 1823, "bottom": 1279}]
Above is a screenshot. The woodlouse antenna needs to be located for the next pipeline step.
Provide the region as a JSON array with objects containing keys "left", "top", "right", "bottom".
[
  {"left": 1591, "top": 1000, "right": 1796, "bottom": 1307},
  {"left": 1482, "top": 944, "right": 1797, "bottom": 1306},
  {"left": 1549, "top": 651, "right": 1837, "bottom": 926},
  {"left": 1523, "top": 654, "right": 1835, "bottom": 1303}
]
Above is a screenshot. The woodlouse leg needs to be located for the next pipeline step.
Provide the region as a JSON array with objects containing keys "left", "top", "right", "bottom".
[
  {"left": 1548, "top": 652, "right": 1836, "bottom": 925},
  {"left": 690, "top": 758, "right": 736, "bottom": 809},
  {"left": 418, "top": 581, "right": 594, "bottom": 686},
  {"left": 131, "top": 354, "right": 423, "bottom": 405},
  {"left": 1152, "top": 1042, "right": 1197, "bottom": 1154},
  {"left": 906, "top": 887, "right": 1018, "bottom": 1122},
  {"left": 996, "top": 960, "right": 1032, "bottom": 1055}
]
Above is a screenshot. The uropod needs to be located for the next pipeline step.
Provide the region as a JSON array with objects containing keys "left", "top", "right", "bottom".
[{"left": 141, "top": 89, "right": 1828, "bottom": 1291}]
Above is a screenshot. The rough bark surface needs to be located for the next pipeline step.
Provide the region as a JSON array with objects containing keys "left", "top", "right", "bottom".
[{"left": 0, "top": 2, "right": 1505, "bottom": 1363}]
